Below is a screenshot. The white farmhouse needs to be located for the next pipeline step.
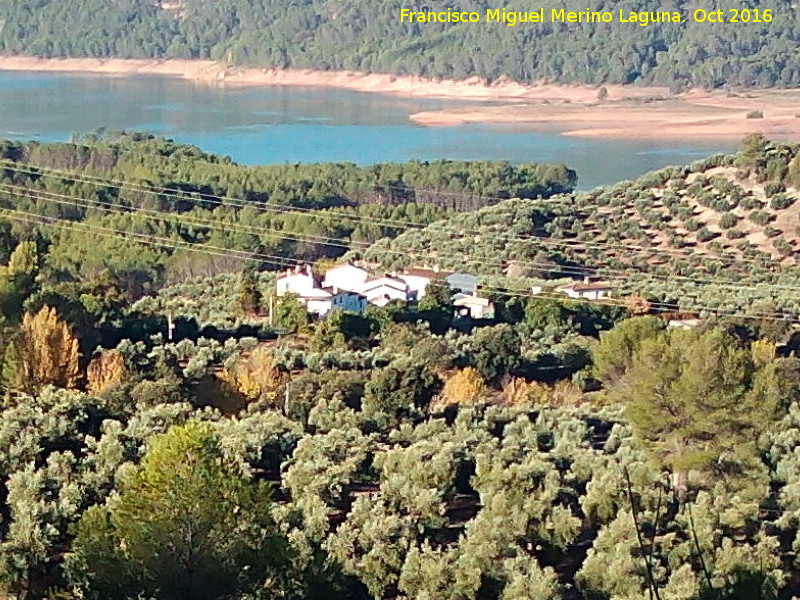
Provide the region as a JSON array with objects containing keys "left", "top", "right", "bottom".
[
  {"left": 304, "top": 291, "right": 334, "bottom": 317},
  {"left": 667, "top": 318, "right": 701, "bottom": 330},
  {"left": 398, "top": 267, "right": 451, "bottom": 301},
  {"left": 557, "top": 282, "right": 614, "bottom": 300},
  {"left": 276, "top": 265, "right": 333, "bottom": 316},
  {"left": 322, "top": 263, "right": 370, "bottom": 294},
  {"left": 454, "top": 293, "right": 495, "bottom": 319},
  {"left": 277, "top": 265, "right": 319, "bottom": 296}
]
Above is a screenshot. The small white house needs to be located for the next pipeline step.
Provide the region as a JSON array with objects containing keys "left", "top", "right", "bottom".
[
  {"left": 277, "top": 265, "right": 320, "bottom": 296},
  {"left": 557, "top": 282, "right": 614, "bottom": 300},
  {"left": 304, "top": 294, "right": 333, "bottom": 317},
  {"left": 454, "top": 294, "right": 495, "bottom": 319},
  {"left": 362, "top": 276, "right": 410, "bottom": 307},
  {"left": 322, "top": 263, "right": 370, "bottom": 294},
  {"left": 667, "top": 318, "right": 701, "bottom": 330},
  {"left": 331, "top": 291, "right": 368, "bottom": 315},
  {"left": 277, "top": 265, "right": 333, "bottom": 316},
  {"left": 398, "top": 267, "right": 451, "bottom": 301}
]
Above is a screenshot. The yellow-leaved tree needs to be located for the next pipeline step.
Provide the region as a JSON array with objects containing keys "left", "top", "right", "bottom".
[
  {"left": 86, "top": 349, "right": 128, "bottom": 394},
  {"left": 219, "top": 345, "right": 284, "bottom": 404},
  {"left": 438, "top": 366, "right": 488, "bottom": 407},
  {"left": 751, "top": 338, "right": 777, "bottom": 367},
  {"left": 503, "top": 377, "right": 549, "bottom": 406},
  {"left": 4, "top": 306, "right": 80, "bottom": 394}
]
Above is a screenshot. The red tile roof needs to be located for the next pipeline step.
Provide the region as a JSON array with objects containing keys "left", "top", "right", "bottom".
[{"left": 559, "top": 282, "right": 614, "bottom": 291}]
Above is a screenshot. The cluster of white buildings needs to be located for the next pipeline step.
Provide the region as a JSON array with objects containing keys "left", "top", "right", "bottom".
[{"left": 276, "top": 263, "right": 494, "bottom": 319}]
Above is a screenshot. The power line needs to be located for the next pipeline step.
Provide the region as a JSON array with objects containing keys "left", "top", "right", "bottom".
[
  {"left": 4, "top": 182, "right": 800, "bottom": 295},
  {"left": 4, "top": 206, "right": 798, "bottom": 323},
  {"left": 0, "top": 206, "right": 304, "bottom": 267},
  {"left": 1, "top": 159, "right": 783, "bottom": 270}
]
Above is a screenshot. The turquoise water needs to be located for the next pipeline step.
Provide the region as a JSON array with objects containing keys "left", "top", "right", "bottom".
[{"left": 0, "top": 71, "right": 739, "bottom": 189}]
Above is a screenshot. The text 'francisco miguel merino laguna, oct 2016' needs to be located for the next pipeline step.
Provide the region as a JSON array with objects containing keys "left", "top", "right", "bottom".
[{"left": 399, "top": 7, "right": 774, "bottom": 26}]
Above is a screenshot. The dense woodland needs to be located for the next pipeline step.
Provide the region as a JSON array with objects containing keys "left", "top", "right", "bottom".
[
  {"left": 0, "top": 0, "right": 798, "bottom": 88},
  {"left": 0, "top": 137, "right": 799, "bottom": 598}
]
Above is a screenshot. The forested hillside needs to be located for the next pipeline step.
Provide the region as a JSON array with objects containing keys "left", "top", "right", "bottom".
[
  {"left": 4, "top": 132, "right": 800, "bottom": 318},
  {"left": 0, "top": 135, "right": 797, "bottom": 598},
  {"left": 0, "top": 131, "right": 574, "bottom": 293},
  {"left": 0, "top": 249, "right": 797, "bottom": 599},
  {"left": 0, "top": 0, "right": 797, "bottom": 88},
  {"left": 361, "top": 134, "right": 800, "bottom": 318}
]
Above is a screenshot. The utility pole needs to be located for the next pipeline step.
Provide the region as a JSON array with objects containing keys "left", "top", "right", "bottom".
[{"left": 269, "top": 294, "right": 274, "bottom": 327}]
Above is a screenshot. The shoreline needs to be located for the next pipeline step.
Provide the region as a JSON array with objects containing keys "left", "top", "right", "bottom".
[
  {"left": 0, "top": 56, "right": 799, "bottom": 140},
  {"left": 0, "top": 55, "right": 643, "bottom": 101}
]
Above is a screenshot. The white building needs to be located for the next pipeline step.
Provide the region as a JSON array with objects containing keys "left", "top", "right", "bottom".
[
  {"left": 278, "top": 262, "right": 477, "bottom": 315},
  {"left": 304, "top": 292, "right": 334, "bottom": 317},
  {"left": 322, "top": 263, "right": 370, "bottom": 294},
  {"left": 397, "top": 269, "right": 439, "bottom": 300},
  {"left": 557, "top": 282, "right": 614, "bottom": 300},
  {"left": 277, "top": 265, "right": 320, "bottom": 296},
  {"left": 277, "top": 265, "right": 332, "bottom": 316},
  {"left": 454, "top": 294, "right": 495, "bottom": 319},
  {"left": 398, "top": 267, "right": 451, "bottom": 301},
  {"left": 361, "top": 276, "right": 410, "bottom": 307},
  {"left": 667, "top": 318, "right": 701, "bottom": 330}
]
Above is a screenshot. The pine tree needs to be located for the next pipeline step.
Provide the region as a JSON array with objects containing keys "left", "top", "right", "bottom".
[
  {"left": 67, "top": 421, "right": 289, "bottom": 600},
  {"left": 614, "top": 329, "right": 783, "bottom": 481}
]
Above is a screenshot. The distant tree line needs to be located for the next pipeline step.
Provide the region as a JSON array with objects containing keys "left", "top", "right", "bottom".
[{"left": 0, "top": 133, "right": 577, "bottom": 210}]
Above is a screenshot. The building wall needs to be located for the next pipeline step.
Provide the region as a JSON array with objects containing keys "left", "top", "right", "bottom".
[
  {"left": 364, "top": 285, "right": 408, "bottom": 306},
  {"left": 323, "top": 265, "right": 369, "bottom": 293},
  {"left": 399, "top": 274, "right": 430, "bottom": 300},
  {"left": 277, "top": 274, "right": 317, "bottom": 296},
  {"left": 306, "top": 298, "right": 333, "bottom": 316}
]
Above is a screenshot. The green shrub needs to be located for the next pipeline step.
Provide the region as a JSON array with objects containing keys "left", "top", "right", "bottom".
[
  {"left": 684, "top": 217, "right": 701, "bottom": 232},
  {"left": 764, "top": 181, "right": 786, "bottom": 197},
  {"left": 718, "top": 212, "right": 738, "bottom": 229},
  {"left": 740, "top": 196, "right": 764, "bottom": 210},
  {"left": 749, "top": 210, "right": 774, "bottom": 225},
  {"left": 726, "top": 228, "right": 746, "bottom": 239},
  {"left": 770, "top": 194, "right": 795, "bottom": 210},
  {"left": 696, "top": 227, "right": 717, "bottom": 242},
  {"left": 774, "top": 238, "right": 794, "bottom": 255}
]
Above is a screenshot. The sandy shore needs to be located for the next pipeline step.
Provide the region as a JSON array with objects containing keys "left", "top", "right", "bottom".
[
  {"left": 1, "top": 56, "right": 799, "bottom": 140},
  {"left": 409, "top": 89, "right": 800, "bottom": 139}
]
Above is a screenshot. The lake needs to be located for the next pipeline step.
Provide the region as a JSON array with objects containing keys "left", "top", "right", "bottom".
[{"left": 0, "top": 71, "right": 738, "bottom": 189}]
